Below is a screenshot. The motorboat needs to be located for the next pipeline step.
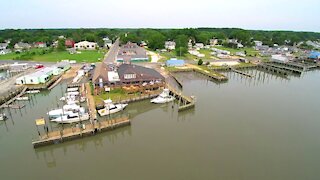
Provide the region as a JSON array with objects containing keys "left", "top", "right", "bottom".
[
  {"left": 51, "top": 113, "right": 90, "bottom": 124},
  {"left": 26, "top": 90, "right": 40, "bottom": 94},
  {"left": 16, "top": 96, "right": 29, "bottom": 101},
  {"left": 47, "top": 104, "right": 81, "bottom": 117},
  {"left": 151, "top": 89, "right": 175, "bottom": 104},
  {"left": 97, "top": 99, "right": 128, "bottom": 116},
  {"left": 0, "top": 113, "right": 7, "bottom": 121},
  {"left": 47, "top": 107, "right": 86, "bottom": 119},
  {"left": 67, "top": 87, "right": 79, "bottom": 92}
]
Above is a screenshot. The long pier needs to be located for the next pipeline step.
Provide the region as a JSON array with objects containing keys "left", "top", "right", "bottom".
[
  {"left": 32, "top": 117, "right": 130, "bottom": 148},
  {"left": 257, "top": 64, "right": 289, "bottom": 76},
  {"left": 170, "top": 72, "right": 183, "bottom": 88},
  {"left": 265, "top": 63, "right": 303, "bottom": 74},
  {"left": 169, "top": 68, "right": 228, "bottom": 82},
  {"left": 229, "top": 67, "right": 253, "bottom": 77},
  {"left": 167, "top": 84, "right": 195, "bottom": 111}
]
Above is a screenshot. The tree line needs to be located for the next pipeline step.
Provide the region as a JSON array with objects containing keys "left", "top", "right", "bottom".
[{"left": 1, "top": 28, "right": 319, "bottom": 50}]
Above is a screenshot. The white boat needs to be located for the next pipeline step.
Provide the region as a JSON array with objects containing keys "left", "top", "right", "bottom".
[
  {"left": 151, "top": 89, "right": 175, "bottom": 104},
  {"left": 16, "top": 96, "right": 29, "bottom": 101},
  {"left": 47, "top": 107, "right": 86, "bottom": 118},
  {"left": 67, "top": 91, "right": 79, "bottom": 96},
  {"left": 26, "top": 90, "right": 40, "bottom": 94},
  {"left": 67, "top": 87, "right": 79, "bottom": 92},
  {"left": 0, "top": 113, "right": 7, "bottom": 121},
  {"left": 97, "top": 99, "right": 128, "bottom": 116},
  {"left": 51, "top": 113, "right": 90, "bottom": 124}
]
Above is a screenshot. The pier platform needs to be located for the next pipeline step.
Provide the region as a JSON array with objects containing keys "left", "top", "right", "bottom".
[{"left": 32, "top": 117, "right": 130, "bottom": 148}]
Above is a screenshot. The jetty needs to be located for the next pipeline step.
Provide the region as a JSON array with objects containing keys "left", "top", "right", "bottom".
[
  {"left": 229, "top": 67, "right": 253, "bottom": 77},
  {"left": 264, "top": 63, "right": 303, "bottom": 74},
  {"left": 32, "top": 117, "right": 131, "bottom": 148},
  {"left": 257, "top": 64, "right": 289, "bottom": 76},
  {"left": 48, "top": 76, "right": 62, "bottom": 90},
  {"left": 169, "top": 68, "right": 228, "bottom": 82},
  {"left": 167, "top": 83, "right": 195, "bottom": 111},
  {"left": 0, "top": 86, "right": 27, "bottom": 109},
  {"left": 170, "top": 72, "right": 183, "bottom": 88}
]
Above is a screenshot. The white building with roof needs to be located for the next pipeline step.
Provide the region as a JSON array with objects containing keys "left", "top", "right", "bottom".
[
  {"left": 16, "top": 67, "right": 55, "bottom": 85},
  {"left": 74, "top": 41, "right": 97, "bottom": 50}
]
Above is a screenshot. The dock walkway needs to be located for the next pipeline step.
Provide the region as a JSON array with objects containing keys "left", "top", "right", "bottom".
[
  {"left": 32, "top": 117, "right": 130, "bottom": 148},
  {"left": 167, "top": 84, "right": 195, "bottom": 111},
  {"left": 0, "top": 86, "right": 27, "bottom": 109},
  {"left": 85, "top": 83, "right": 97, "bottom": 121}
]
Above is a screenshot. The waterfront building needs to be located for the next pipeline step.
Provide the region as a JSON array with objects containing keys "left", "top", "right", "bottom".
[{"left": 16, "top": 67, "right": 54, "bottom": 85}]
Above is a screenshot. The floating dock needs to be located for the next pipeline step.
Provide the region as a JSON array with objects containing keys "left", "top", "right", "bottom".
[
  {"left": 32, "top": 117, "right": 131, "bottom": 148},
  {"left": 229, "top": 67, "right": 253, "bottom": 77}
]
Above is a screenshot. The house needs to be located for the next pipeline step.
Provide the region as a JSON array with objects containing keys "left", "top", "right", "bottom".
[
  {"left": 92, "top": 63, "right": 164, "bottom": 86},
  {"left": 309, "top": 52, "right": 320, "bottom": 60},
  {"left": 166, "top": 59, "right": 185, "bottom": 67},
  {"left": 74, "top": 41, "right": 97, "bottom": 50},
  {"left": 165, "top": 41, "right": 176, "bottom": 50},
  {"left": 271, "top": 54, "right": 289, "bottom": 63},
  {"left": 194, "top": 43, "right": 204, "bottom": 49},
  {"left": 34, "top": 42, "right": 47, "bottom": 48},
  {"left": 65, "top": 39, "right": 75, "bottom": 48},
  {"left": 117, "top": 42, "right": 148, "bottom": 63},
  {"left": 16, "top": 67, "right": 54, "bottom": 85},
  {"left": 0, "top": 49, "right": 12, "bottom": 55},
  {"left": 210, "top": 39, "right": 218, "bottom": 46},
  {"left": 0, "top": 43, "right": 8, "bottom": 50},
  {"left": 14, "top": 42, "right": 31, "bottom": 51},
  {"left": 254, "top": 41, "right": 263, "bottom": 47},
  {"left": 188, "top": 40, "right": 193, "bottom": 50},
  {"left": 103, "top": 37, "right": 113, "bottom": 48}
]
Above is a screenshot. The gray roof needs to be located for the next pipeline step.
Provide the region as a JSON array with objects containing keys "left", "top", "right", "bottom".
[
  {"left": 117, "top": 42, "right": 147, "bottom": 61},
  {"left": 117, "top": 64, "right": 164, "bottom": 82}
]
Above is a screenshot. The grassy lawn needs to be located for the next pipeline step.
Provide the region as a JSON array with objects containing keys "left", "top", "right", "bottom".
[
  {"left": 199, "top": 49, "right": 213, "bottom": 59},
  {"left": 0, "top": 49, "right": 106, "bottom": 63},
  {"left": 159, "top": 50, "right": 195, "bottom": 62},
  {"left": 93, "top": 88, "right": 141, "bottom": 105},
  {"left": 214, "top": 46, "right": 259, "bottom": 57}
]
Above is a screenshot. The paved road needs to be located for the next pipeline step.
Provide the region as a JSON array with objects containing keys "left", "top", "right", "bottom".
[{"left": 104, "top": 38, "right": 120, "bottom": 64}]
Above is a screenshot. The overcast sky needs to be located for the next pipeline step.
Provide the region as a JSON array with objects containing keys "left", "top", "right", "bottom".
[{"left": 1, "top": 0, "right": 319, "bottom": 32}]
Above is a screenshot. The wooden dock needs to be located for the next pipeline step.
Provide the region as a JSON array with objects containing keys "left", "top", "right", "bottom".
[
  {"left": 170, "top": 73, "right": 183, "bottom": 88},
  {"left": 167, "top": 84, "right": 195, "bottom": 112},
  {"left": 265, "top": 63, "right": 303, "bottom": 74},
  {"left": 257, "top": 64, "right": 289, "bottom": 76},
  {"left": 229, "top": 67, "right": 253, "bottom": 77},
  {"left": 48, "top": 76, "right": 62, "bottom": 90},
  {"left": 0, "top": 86, "right": 27, "bottom": 109},
  {"left": 169, "top": 68, "right": 228, "bottom": 82},
  {"left": 85, "top": 83, "right": 97, "bottom": 121},
  {"left": 32, "top": 117, "right": 130, "bottom": 148}
]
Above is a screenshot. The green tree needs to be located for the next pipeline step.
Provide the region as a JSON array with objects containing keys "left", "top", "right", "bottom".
[
  {"left": 147, "top": 32, "right": 166, "bottom": 50},
  {"left": 198, "top": 59, "right": 203, "bottom": 65},
  {"left": 57, "top": 39, "right": 66, "bottom": 51}
]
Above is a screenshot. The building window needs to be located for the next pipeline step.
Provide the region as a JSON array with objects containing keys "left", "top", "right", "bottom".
[{"left": 124, "top": 73, "right": 136, "bottom": 79}]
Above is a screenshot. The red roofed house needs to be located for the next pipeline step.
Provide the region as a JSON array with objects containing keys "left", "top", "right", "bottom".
[{"left": 65, "top": 39, "right": 75, "bottom": 48}]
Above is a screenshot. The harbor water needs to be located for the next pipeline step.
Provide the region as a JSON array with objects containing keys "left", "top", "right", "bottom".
[{"left": 0, "top": 69, "right": 320, "bottom": 179}]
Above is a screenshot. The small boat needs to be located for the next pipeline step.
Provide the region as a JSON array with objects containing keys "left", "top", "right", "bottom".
[
  {"left": 0, "top": 113, "right": 7, "bottom": 121},
  {"left": 97, "top": 99, "right": 128, "bottom": 116},
  {"left": 26, "top": 90, "right": 40, "bottom": 94},
  {"left": 47, "top": 107, "right": 86, "bottom": 119},
  {"left": 51, "top": 113, "right": 90, "bottom": 124},
  {"left": 16, "top": 96, "right": 29, "bottom": 101},
  {"left": 67, "top": 87, "right": 79, "bottom": 92},
  {"left": 151, "top": 89, "right": 175, "bottom": 104}
]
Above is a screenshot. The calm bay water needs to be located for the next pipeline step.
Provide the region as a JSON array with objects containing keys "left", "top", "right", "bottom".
[{"left": 0, "top": 69, "right": 320, "bottom": 180}]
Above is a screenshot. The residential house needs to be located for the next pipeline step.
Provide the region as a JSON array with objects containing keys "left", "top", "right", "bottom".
[
  {"left": 103, "top": 37, "right": 113, "bottom": 48},
  {"left": 194, "top": 43, "right": 204, "bottom": 50},
  {"left": 117, "top": 42, "right": 148, "bottom": 63},
  {"left": 34, "top": 42, "right": 47, "bottom": 48},
  {"left": 0, "top": 43, "right": 8, "bottom": 50},
  {"left": 165, "top": 41, "right": 176, "bottom": 50},
  {"left": 14, "top": 42, "right": 31, "bottom": 52},
  {"left": 188, "top": 40, "right": 193, "bottom": 50},
  {"left": 65, "top": 39, "right": 75, "bottom": 48},
  {"left": 0, "top": 49, "right": 12, "bottom": 55},
  {"left": 74, "top": 41, "right": 97, "bottom": 50},
  {"left": 210, "top": 39, "right": 218, "bottom": 46},
  {"left": 254, "top": 41, "right": 263, "bottom": 47}
]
